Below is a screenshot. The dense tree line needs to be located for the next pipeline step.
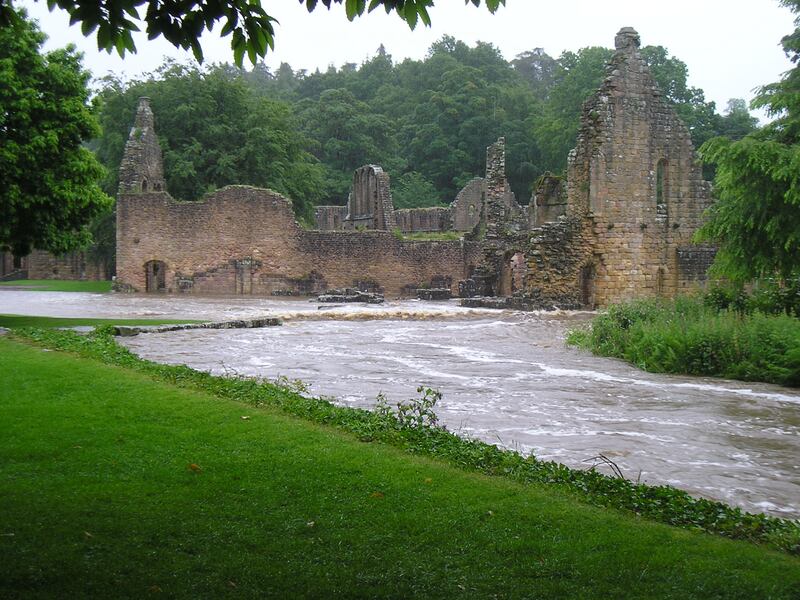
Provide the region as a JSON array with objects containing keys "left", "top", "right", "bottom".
[{"left": 94, "top": 35, "right": 757, "bottom": 218}]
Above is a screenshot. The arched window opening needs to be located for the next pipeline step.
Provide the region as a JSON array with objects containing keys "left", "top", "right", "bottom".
[
  {"left": 141, "top": 178, "right": 149, "bottom": 192},
  {"left": 656, "top": 159, "right": 667, "bottom": 219}
]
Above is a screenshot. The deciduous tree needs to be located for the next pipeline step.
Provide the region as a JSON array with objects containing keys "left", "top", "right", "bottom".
[
  {"left": 0, "top": 0, "right": 505, "bottom": 66},
  {"left": 0, "top": 9, "right": 111, "bottom": 255},
  {"left": 697, "top": 0, "right": 800, "bottom": 281}
]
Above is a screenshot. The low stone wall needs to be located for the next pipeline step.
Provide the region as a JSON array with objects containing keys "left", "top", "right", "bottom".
[
  {"left": 394, "top": 207, "right": 451, "bottom": 233},
  {"left": 117, "top": 186, "right": 481, "bottom": 297},
  {"left": 0, "top": 250, "right": 107, "bottom": 281},
  {"left": 314, "top": 205, "right": 347, "bottom": 231},
  {"left": 27, "top": 250, "right": 108, "bottom": 281}
]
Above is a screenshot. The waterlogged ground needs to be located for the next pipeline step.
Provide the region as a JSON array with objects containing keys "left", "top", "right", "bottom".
[{"left": 4, "top": 289, "right": 800, "bottom": 519}]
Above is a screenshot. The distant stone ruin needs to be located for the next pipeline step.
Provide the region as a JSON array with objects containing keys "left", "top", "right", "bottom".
[{"left": 115, "top": 28, "right": 715, "bottom": 309}]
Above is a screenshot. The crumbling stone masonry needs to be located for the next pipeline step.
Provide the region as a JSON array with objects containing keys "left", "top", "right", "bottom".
[
  {"left": 555, "top": 27, "right": 712, "bottom": 306},
  {"left": 116, "top": 99, "right": 480, "bottom": 296},
  {"left": 118, "top": 97, "right": 165, "bottom": 194},
  {"left": 117, "top": 28, "right": 714, "bottom": 307},
  {"left": 315, "top": 151, "right": 522, "bottom": 236},
  {"left": 456, "top": 28, "right": 714, "bottom": 309},
  {"left": 1, "top": 250, "right": 108, "bottom": 282}
]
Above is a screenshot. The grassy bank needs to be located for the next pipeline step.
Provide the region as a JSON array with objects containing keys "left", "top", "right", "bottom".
[
  {"left": 2, "top": 333, "right": 799, "bottom": 597},
  {"left": 0, "top": 315, "right": 201, "bottom": 329},
  {"left": 0, "top": 279, "right": 112, "bottom": 292},
  {"left": 568, "top": 296, "right": 800, "bottom": 387}
]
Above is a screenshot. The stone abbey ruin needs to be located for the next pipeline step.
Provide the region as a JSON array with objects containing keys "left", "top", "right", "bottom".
[{"left": 116, "top": 28, "right": 716, "bottom": 308}]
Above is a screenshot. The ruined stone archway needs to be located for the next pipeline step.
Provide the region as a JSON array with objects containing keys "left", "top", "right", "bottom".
[{"left": 144, "top": 260, "right": 166, "bottom": 292}]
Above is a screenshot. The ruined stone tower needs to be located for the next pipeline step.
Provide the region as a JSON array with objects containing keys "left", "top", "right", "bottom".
[
  {"left": 118, "top": 97, "right": 166, "bottom": 194},
  {"left": 519, "top": 27, "right": 714, "bottom": 308}
]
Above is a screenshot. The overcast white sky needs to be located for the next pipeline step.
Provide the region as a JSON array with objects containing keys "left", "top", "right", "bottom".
[{"left": 20, "top": 0, "right": 797, "bottom": 115}]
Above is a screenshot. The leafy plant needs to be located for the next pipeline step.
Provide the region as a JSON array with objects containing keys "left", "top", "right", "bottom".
[{"left": 376, "top": 386, "right": 443, "bottom": 430}]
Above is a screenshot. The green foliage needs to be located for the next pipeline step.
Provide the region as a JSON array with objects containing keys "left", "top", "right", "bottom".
[
  {"left": 12, "top": 325, "right": 800, "bottom": 555},
  {"left": 0, "top": 9, "right": 112, "bottom": 256},
  {"left": 90, "top": 34, "right": 756, "bottom": 219},
  {"left": 569, "top": 296, "right": 800, "bottom": 387},
  {"left": 295, "top": 87, "right": 403, "bottom": 204},
  {"left": 0, "top": 0, "right": 505, "bottom": 67},
  {"left": 395, "top": 230, "right": 463, "bottom": 241},
  {"left": 698, "top": 3, "right": 800, "bottom": 281},
  {"left": 699, "top": 135, "right": 800, "bottom": 281},
  {"left": 532, "top": 46, "right": 612, "bottom": 174},
  {"left": 94, "top": 62, "right": 326, "bottom": 220},
  {"left": 375, "top": 386, "right": 442, "bottom": 430},
  {"left": 391, "top": 171, "right": 440, "bottom": 208}
]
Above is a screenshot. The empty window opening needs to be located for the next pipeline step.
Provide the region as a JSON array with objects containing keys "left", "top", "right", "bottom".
[
  {"left": 580, "top": 264, "right": 596, "bottom": 308},
  {"left": 656, "top": 159, "right": 667, "bottom": 218}
]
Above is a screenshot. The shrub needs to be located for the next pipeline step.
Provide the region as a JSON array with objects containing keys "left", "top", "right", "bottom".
[{"left": 570, "top": 296, "right": 800, "bottom": 386}]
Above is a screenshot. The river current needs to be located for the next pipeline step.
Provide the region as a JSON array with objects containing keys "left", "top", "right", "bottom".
[{"left": 4, "top": 289, "right": 799, "bottom": 520}]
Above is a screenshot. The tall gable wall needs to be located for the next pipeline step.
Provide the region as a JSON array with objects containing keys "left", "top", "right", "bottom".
[{"left": 522, "top": 27, "right": 713, "bottom": 307}]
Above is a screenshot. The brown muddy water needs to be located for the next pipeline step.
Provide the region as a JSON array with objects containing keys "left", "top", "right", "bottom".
[{"left": 4, "top": 289, "right": 799, "bottom": 520}]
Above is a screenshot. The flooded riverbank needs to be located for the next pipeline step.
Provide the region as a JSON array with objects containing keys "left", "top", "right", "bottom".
[{"left": 4, "top": 289, "right": 799, "bottom": 519}]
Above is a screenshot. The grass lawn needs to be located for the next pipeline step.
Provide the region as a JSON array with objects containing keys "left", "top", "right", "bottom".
[
  {"left": 1, "top": 336, "right": 799, "bottom": 598},
  {"left": 0, "top": 315, "right": 200, "bottom": 329},
  {"left": 0, "top": 279, "right": 112, "bottom": 293}
]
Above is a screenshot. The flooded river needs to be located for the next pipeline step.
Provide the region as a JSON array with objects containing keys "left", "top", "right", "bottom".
[{"left": 4, "top": 289, "right": 799, "bottom": 520}]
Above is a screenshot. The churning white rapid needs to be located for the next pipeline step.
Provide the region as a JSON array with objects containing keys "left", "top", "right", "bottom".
[{"left": 4, "top": 289, "right": 799, "bottom": 520}]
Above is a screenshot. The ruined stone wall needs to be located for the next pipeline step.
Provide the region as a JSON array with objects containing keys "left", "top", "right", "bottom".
[
  {"left": 529, "top": 174, "right": 567, "bottom": 227},
  {"left": 0, "top": 251, "right": 25, "bottom": 279},
  {"left": 27, "top": 250, "right": 107, "bottom": 281},
  {"left": 343, "top": 165, "right": 396, "bottom": 230},
  {"left": 394, "top": 207, "right": 451, "bottom": 233},
  {"left": 523, "top": 217, "right": 596, "bottom": 308},
  {"left": 552, "top": 27, "right": 713, "bottom": 307},
  {"left": 0, "top": 250, "right": 106, "bottom": 281},
  {"left": 314, "top": 205, "right": 348, "bottom": 231},
  {"left": 450, "top": 178, "right": 484, "bottom": 232},
  {"left": 116, "top": 186, "right": 478, "bottom": 296}
]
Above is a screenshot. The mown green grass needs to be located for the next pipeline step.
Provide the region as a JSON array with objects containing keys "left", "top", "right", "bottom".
[
  {"left": 0, "top": 279, "right": 112, "bottom": 292},
  {"left": 0, "top": 314, "right": 200, "bottom": 329},
  {"left": 1, "top": 336, "right": 799, "bottom": 598},
  {"left": 568, "top": 296, "right": 800, "bottom": 387}
]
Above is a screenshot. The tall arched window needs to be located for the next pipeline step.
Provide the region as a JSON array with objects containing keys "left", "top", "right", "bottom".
[{"left": 656, "top": 159, "right": 668, "bottom": 219}]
